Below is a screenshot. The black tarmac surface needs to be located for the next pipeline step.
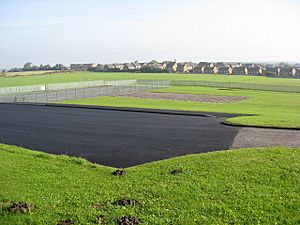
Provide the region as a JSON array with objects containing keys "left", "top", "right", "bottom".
[{"left": 0, "top": 103, "right": 240, "bottom": 167}]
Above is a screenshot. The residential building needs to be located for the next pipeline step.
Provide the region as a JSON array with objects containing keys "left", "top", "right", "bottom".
[
  {"left": 70, "top": 63, "right": 97, "bottom": 71},
  {"left": 176, "top": 62, "right": 195, "bottom": 73},
  {"left": 247, "top": 67, "right": 262, "bottom": 75},
  {"left": 232, "top": 67, "right": 247, "bottom": 75},
  {"left": 133, "top": 63, "right": 142, "bottom": 71},
  {"left": 202, "top": 67, "right": 215, "bottom": 74},
  {"left": 123, "top": 63, "right": 135, "bottom": 71},
  {"left": 279, "top": 68, "right": 293, "bottom": 76},
  {"left": 113, "top": 63, "right": 125, "bottom": 71},
  {"left": 215, "top": 66, "right": 229, "bottom": 75},
  {"left": 192, "top": 64, "right": 204, "bottom": 73},
  {"left": 104, "top": 64, "right": 116, "bottom": 72},
  {"left": 164, "top": 61, "right": 178, "bottom": 73},
  {"left": 265, "top": 67, "right": 280, "bottom": 76}
]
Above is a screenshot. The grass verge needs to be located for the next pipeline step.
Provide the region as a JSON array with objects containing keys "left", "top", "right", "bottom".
[{"left": 0, "top": 144, "right": 299, "bottom": 224}]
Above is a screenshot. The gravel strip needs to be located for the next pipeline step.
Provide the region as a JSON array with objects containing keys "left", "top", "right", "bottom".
[
  {"left": 231, "top": 127, "right": 300, "bottom": 149},
  {"left": 120, "top": 92, "right": 248, "bottom": 103}
]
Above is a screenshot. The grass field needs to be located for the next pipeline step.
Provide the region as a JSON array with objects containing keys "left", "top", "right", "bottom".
[
  {"left": 1, "top": 71, "right": 300, "bottom": 88},
  {"left": 1, "top": 70, "right": 62, "bottom": 78},
  {"left": 62, "top": 86, "right": 300, "bottom": 129},
  {"left": 1, "top": 144, "right": 299, "bottom": 225}
]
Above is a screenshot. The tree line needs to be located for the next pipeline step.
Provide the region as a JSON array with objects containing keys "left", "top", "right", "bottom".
[{"left": 8, "top": 62, "right": 67, "bottom": 72}]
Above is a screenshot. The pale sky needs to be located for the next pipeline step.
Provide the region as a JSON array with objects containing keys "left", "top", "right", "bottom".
[{"left": 0, "top": 0, "right": 300, "bottom": 68}]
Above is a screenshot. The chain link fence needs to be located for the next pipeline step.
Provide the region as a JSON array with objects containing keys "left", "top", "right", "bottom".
[
  {"left": 0, "top": 80, "right": 170, "bottom": 103},
  {"left": 1, "top": 78, "right": 299, "bottom": 104},
  {"left": 0, "top": 80, "right": 138, "bottom": 96},
  {"left": 167, "top": 80, "right": 300, "bottom": 93}
]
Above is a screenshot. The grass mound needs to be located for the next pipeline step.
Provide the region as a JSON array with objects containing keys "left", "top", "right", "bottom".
[{"left": 1, "top": 144, "right": 299, "bottom": 224}]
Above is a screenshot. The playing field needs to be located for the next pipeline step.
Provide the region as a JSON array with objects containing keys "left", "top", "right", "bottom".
[
  {"left": 1, "top": 71, "right": 300, "bottom": 87},
  {"left": 62, "top": 85, "right": 300, "bottom": 129}
]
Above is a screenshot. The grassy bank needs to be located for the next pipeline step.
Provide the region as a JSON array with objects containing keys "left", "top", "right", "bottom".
[
  {"left": 0, "top": 144, "right": 299, "bottom": 224},
  {"left": 62, "top": 86, "right": 300, "bottom": 129},
  {"left": 1, "top": 72, "right": 300, "bottom": 87}
]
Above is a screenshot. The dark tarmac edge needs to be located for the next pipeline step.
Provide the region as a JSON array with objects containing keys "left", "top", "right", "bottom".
[
  {"left": 0, "top": 102, "right": 248, "bottom": 118},
  {"left": 223, "top": 121, "right": 300, "bottom": 131}
]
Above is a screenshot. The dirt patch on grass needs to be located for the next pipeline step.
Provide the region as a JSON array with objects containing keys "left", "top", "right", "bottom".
[
  {"left": 112, "top": 169, "right": 127, "bottom": 176},
  {"left": 120, "top": 92, "right": 248, "bottom": 103},
  {"left": 117, "top": 216, "right": 140, "bottom": 225},
  {"left": 114, "top": 198, "right": 141, "bottom": 207},
  {"left": 170, "top": 169, "right": 183, "bottom": 175},
  {"left": 9, "top": 202, "right": 34, "bottom": 213},
  {"left": 57, "top": 220, "right": 76, "bottom": 225},
  {"left": 231, "top": 127, "right": 300, "bottom": 149},
  {"left": 94, "top": 215, "right": 108, "bottom": 224}
]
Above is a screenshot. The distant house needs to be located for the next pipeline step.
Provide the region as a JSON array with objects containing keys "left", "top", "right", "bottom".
[
  {"left": 215, "top": 66, "right": 229, "bottom": 75},
  {"left": 133, "top": 63, "right": 142, "bottom": 71},
  {"left": 293, "top": 68, "right": 300, "bottom": 76},
  {"left": 141, "top": 63, "right": 165, "bottom": 73},
  {"left": 232, "top": 67, "right": 247, "bottom": 75},
  {"left": 147, "top": 63, "right": 164, "bottom": 70},
  {"left": 197, "top": 62, "right": 211, "bottom": 68},
  {"left": 104, "top": 64, "right": 116, "bottom": 72},
  {"left": 123, "top": 63, "right": 135, "bottom": 71},
  {"left": 292, "top": 68, "right": 300, "bottom": 76},
  {"left": 95, "top": 64, "right": 105, "bottom": 72},
  {"left": 265, "top": 67, "right": 280, "bottom": 76},
  {"left": 279, "top": 68, "right": 293, "bottom": 77},
  {"left": 70, "top": 63, "right": 97, "bottom": 71},
  {"left": 214, "top": 62, "right": 225, "bottom": 68},
  {"left": 192, "top": 64, "right": 204, "bottom": 74},
  {"left": 163, "top": 61, "right": 177, "bottom": 73},
  {"left": 113, "top": 64, "right": 125, "bottom": 71},
  {"left": 202, "top": 67, "right": 214, "bottom": 74},
  {"left": 247, "top": 67, "right": 262, "bottom": 75},
  {"left": 177, "top": 62, "right": 195, "bottom": 73}
]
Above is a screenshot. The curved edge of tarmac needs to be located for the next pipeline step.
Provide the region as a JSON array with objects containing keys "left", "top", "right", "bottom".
[
  {"left": 1, "top": 102, "right": 246, "bottom": 118},
  {"left": 223, "top": 121, "right": 300, "bottom": 131}
]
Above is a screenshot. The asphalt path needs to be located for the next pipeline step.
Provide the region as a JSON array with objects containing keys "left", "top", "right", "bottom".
[{"left": 0, "top": 104, "right": 240, "bottom": 167}]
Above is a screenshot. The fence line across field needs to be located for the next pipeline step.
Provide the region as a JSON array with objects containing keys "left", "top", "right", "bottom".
[
  {"left": 0, "top": 80, "right": 171, "bottom": 103},
  {"left": 137, "top": 80, "right": 300, "bottom": 93},
  {"left": 0, "top": 78, "right": 299, "bottom": 99},
  {"left": 0, "top": 80, "right": 138, "bottom": 95}
]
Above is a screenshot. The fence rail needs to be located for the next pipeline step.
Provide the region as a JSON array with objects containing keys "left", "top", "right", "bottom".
[
  {"left": 1, "top": 78, "right": 299, "bottom": 103},
  {"left": 0, "top": 80, "right": 138, "bottom": 95},
  {"left": 0, "top": 81, "right": 170, "bottom": 103},
  {"left": 165, "top": 80, "right": 300, "bottom": 93}
]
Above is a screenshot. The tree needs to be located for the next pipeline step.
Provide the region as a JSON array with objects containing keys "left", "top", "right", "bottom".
[{"left": 23, "top": 62, "right": 32, "bottom": 71}]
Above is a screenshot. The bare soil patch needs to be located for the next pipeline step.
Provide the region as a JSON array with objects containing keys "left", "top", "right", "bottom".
[
  {"left": 117, "top": 216, "right": 140, "bottom": 225},
  {"left": 120, "top": 92, "right": 248, "bottom": 103},
  {"left": 9, "top": 202, "right": 34, "bottom": 213},
  {"left": 57, "top": 220, "right": 76, "bottom": 225},
  {"left": 112, "top": 169, "right": 127, "bottom": 176},
  {"left": 114, "top": 198, "right": 141, "bottom": 207},
  {"left": 232, "top": 127, "right": 300, "bottom": 149},
  {"left": 170, "top": 169, "right": 183, "bottom": 175}
]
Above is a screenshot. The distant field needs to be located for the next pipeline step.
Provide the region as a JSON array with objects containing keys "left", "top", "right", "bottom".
[
  {"left": 1, "top": 71, "right": 300, "bottom": 87},
  {"left": 62, "top": 86, "right": 300, "bottom": 129},
  {"left": 1, "top": 144, "right": 299, "bottom": 225},
  {"left": 1, "top": 70, "right": 62, "bottom": 78}
]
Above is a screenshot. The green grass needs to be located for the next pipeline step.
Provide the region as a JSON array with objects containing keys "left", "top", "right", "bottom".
[
  {"left": 61, "top": 86, "right": 300, "bottom": 129},
  {"left": 1, "top": 71, "right": 300, "bottom": 88},
  {"left": 1, "top": 144, "right": 299, "bottom": 224}
]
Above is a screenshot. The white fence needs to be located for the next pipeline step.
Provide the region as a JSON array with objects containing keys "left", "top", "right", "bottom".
[{"left": 0, "top": 80, "right": 138, "bottom": 95}]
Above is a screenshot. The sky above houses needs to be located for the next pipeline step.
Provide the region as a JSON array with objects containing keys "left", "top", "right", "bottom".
[{"left": 0, "top": 0, "right": 300, "bottom": 68}]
